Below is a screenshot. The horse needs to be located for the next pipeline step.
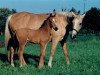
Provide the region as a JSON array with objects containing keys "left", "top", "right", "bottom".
[
  {"left": 47, "top": 11, "right": 77, "bottom": 67},
  {"left": 71, "top": 13, "right": 85, "bottom": 39},
  {"left": 5, "top": 11, "right": 81, "bottom": 68},
  {"left": 47, "top": 12, "right": 85, "bottom": 67},
  {"left": 5, "top": 12, "right": 51, "bottom": 62},
  {"left": 5, "top": 12, "right": 58, "bottom": 68}
]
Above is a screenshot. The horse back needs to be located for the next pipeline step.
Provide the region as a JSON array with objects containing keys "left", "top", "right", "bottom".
[{"left": 9, "top": 12, "right": 50, "bottom": 32}]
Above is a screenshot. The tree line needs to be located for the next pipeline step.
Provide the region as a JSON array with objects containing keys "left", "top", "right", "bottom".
[
  {"left": 83, "top": 7, "right": 100, "bottom": 32},
  {"left": 0, "top": 8, "right": 16, "bottom": 34},
  {"left": 0, "top": 7, "right": 100, "bottom": 35}
]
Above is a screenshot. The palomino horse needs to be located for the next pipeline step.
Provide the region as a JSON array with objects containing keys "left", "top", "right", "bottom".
[
  {"left": 5, "top": 12, "right": 51, "bottom": 63},
  {"left": 47, "top": 11, "right": 77, "bottom": 67},
  {"left": 48, "top": 12, "right": 85, "bottom": 67},
  {"left": 5, "top": 11, "right": 80, "bottom": 68},
  {"left": 71, "top": 13, "right": 85, "bottom": 39},
  {"left": 5, "top": 12, "right": 58, "bottom": 68}
]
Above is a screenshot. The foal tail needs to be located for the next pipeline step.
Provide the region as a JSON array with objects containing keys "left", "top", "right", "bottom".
[{"left": 5, "top": 15, "right": 12, "bottom": 59}]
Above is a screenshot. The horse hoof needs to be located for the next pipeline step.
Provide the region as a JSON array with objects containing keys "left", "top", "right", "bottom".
[
  {"left": 48, "top": 63, "right": 52, "bottom": 68},
  {"left": 66, "top": 61, "right": 70, "bottom": 64},
  {"left": 38, "top": 65, "right": 44, "bottom": 69},
  {"left": 20, "top": 64, "right": 23, "bottom": 67},
  {"left": 11, "top": 63, "right": 15, "bottom": 67},
  {"left": 20, "top": 64, "right": 27, "bottom": 68},
  {"left": 38, "top": 66, "right": 42, "bottom": 69},
  {"left": 22, "top": 63, "right": 27, "bottom": 66},
  {"left": 67, "top": 62, "right": 70, "bottom": 64}
]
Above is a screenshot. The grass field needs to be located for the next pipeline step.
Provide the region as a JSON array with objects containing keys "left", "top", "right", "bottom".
[{"left": 0, "top": 34, "right": 100, "bottom": 75}]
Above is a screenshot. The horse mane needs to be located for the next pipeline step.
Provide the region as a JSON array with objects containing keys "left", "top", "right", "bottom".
[{"left": 40, "top": 14, "right": 52, "bottom": 28}]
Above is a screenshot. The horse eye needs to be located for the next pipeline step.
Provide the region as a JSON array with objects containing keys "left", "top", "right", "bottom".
[{"left": 80, "top": 23, "right": 82, "bottom": 25}]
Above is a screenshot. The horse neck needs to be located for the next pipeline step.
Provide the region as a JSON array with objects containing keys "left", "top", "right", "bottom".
[{"left": 40, "top": 20, "right": 51, "bottom": 32}]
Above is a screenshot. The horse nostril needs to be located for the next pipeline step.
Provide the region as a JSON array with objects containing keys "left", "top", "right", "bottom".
[
  {"left": 71, "top": 35, "right": 76, "bottom": 40},
  {"left": 74, "top": 35, "right": 76, "bottom": 38}
]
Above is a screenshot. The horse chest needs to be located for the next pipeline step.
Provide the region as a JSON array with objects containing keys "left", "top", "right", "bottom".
[{"left": 51, "top": 27, "right": 66, "bottom": 39}]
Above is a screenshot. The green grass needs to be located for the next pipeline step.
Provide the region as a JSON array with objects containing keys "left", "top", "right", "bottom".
[{"left": 0, "top": 34, "right": 100, "bottom": 75}]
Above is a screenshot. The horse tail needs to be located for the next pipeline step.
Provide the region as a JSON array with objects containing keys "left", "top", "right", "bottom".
[{"left": 5, "top": 15, "right": 12, "bottom": 60}]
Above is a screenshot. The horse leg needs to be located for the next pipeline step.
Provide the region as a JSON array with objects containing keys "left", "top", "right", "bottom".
[
  {"left": 10, "top": 47, "right": 15, "bottom": 67},
  {"left": 38, "top": 42, "right": 47, "bottom": 68},
  {"left": 18, "top": 44, "right": 26, "bottom": 67},
  {"left": 60, "top": 41, "right": 70, "bottom": 64},
  {"left": 5, "top": 35, "right": 11, "bottom": 62},
  {"left": 7, "top": 48, "right": 10, "bottom": 62},
  {"left": 6, "top": 40, "right": 10, "bottom": 62},
  {"left": 48, "top": 37, "right": 60, "bottom": 67},
  {"left": 22, "top": 55, "right": 26, "bottom": 66}
]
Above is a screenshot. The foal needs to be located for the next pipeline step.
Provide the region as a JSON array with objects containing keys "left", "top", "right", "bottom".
[{"left": 9, "top": 13, "right": 58, "bottom": 68}]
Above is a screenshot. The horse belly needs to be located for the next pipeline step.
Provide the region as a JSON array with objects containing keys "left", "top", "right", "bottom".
[
  {"left": 31, "top": 37, "right": 40, "bottom": 43},
  {"left": 28, "top": 31, "right": 40, "bottom": 43}
]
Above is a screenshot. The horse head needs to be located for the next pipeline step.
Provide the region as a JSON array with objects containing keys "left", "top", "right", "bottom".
[
  {"left": 49, "top": 12, "right": 58, "bottom": 31},
  {"left": 71, "top": 12, "right": 85, "bottom": 39}
]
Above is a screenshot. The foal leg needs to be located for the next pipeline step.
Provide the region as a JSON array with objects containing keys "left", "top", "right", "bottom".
[
  {"left": 60, "top": 41, "right": 70, "bottom": 64},
  {"left": 38, "top": 42, "right": 47, "bottom": 68},
  {"left": 22, "top": 54, "right": 26, "bottom": 66},
  {"left": 48, "top": 37, "right": 60, "bottom": 67},
  {"left": 18, "top": 44, "right": 26, "bottom": 67}
]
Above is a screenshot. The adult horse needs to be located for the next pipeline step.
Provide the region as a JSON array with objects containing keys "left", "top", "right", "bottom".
[
  {"left": 5, "top": 12, "right": 58, "bottom": 68},
  {"left": 71, "top": 13, "right": 85, "bottom": 39},
  {"left": 47, "top": 11, "right": 73, "bottom": 67},
  {"left": 48, "top": 11, "right": 84, "bottom": 67}
]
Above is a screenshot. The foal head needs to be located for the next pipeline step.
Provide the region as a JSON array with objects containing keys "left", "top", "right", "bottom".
[
  {"left": 71, "top": 13, "right": 85, "bottom": 39},
  {"left": 40, "top": 13, "right": 58, "bottom": 31},
  {"left": 49, "top": 13, "right": 59, "bottom": 31}
]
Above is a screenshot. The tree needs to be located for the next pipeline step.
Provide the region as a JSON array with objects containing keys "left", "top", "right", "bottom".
[
  {"left": 0, "top": 8, "right": 17, "bottom": 33},
  {"left": 83, "top": 7, "right": 100, "bottom": 32}
]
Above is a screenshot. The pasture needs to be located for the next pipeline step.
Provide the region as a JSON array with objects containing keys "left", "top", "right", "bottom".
[{"left": 0, "top": 34, "right": 100, "bottom": 75}]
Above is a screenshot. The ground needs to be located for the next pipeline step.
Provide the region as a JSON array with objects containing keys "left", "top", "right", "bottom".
[{"left": 0, "top": 34, "right": 100, "bottom": 75}]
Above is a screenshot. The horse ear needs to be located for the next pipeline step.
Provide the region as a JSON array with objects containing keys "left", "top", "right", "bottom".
[
  {"left": 71, "top": 12, "right": 77, "bottom": 17},
  {"left": 82, "top": 14, "right": 85, "bottom": 18}
]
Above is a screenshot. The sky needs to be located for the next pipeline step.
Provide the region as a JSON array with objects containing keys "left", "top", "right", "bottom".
[{"left": 0, "top": 0, "right": 100, "bottom": 14}]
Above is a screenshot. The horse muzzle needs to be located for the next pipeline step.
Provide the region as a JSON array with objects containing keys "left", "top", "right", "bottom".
[
  {"left": 71, "top": 29, "right": 78, "bottom": 40},
  {"left": 71, "top": 34, "right": 76, "bottom": 40}
]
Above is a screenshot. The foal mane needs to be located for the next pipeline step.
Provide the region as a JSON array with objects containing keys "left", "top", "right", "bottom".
[{"left": 40, "top": 13, "right": 53, "bottom": 29}]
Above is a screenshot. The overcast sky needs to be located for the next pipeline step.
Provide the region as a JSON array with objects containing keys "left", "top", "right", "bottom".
[{"left": 0, "top": 0, "right": 100, "bottom": 13}]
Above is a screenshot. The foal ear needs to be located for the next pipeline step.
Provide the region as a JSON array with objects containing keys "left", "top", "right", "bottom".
[{"left": 50, "top": 12, "right": 56, "bottom": 17}]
